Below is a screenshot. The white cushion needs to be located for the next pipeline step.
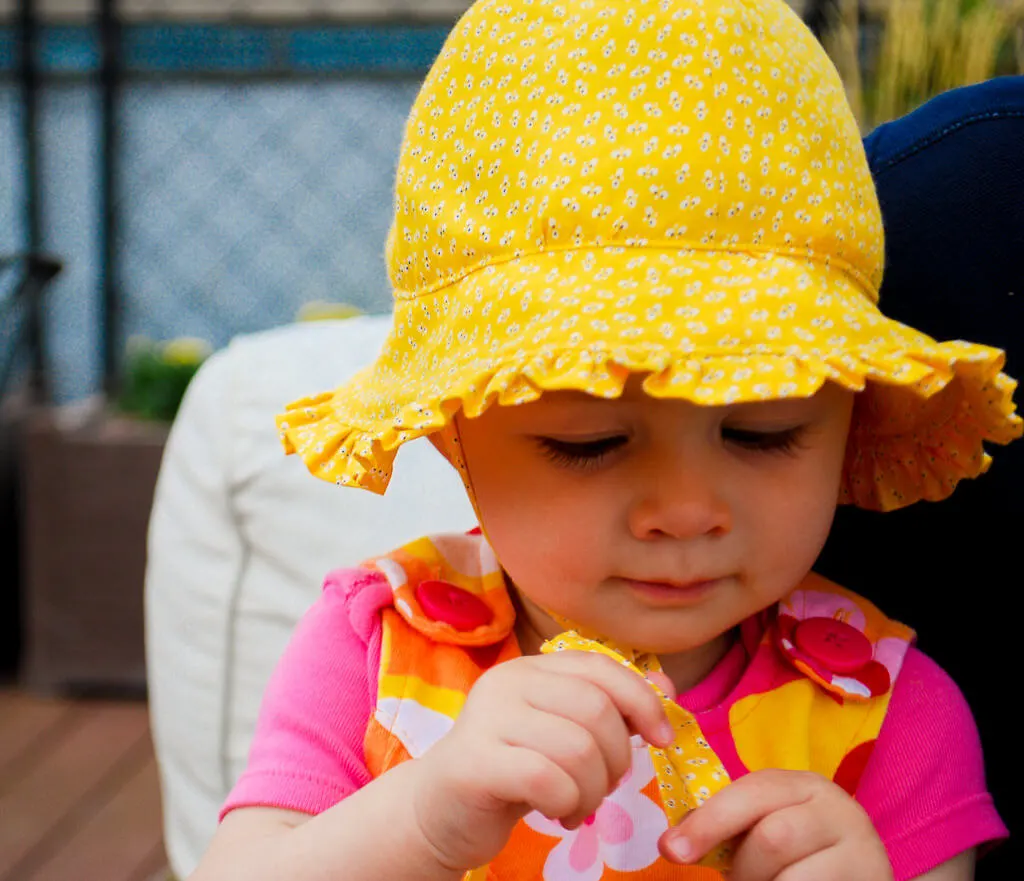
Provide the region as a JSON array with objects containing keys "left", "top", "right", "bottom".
[{"left": 144, "top": 317, "right": 474, "bottom": 877}]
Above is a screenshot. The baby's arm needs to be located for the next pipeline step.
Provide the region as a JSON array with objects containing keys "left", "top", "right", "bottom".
[
  {"left": 658, "top": 767, "right": 976, "bottom": 881},
  {"left": 190, "top": 759, "right": 462, "bottom": 881},
  {"left": 191, "top": 650, "right": 672, "bottom": 880},
  {"left": 659, "top": 647, "right": 999, "bottom": 881},
  {"left": 912, "top": 851, "right": 974, "bottom": 881},
  {"left": 188, "top": 574, "right": 462, "bottom": 880}
]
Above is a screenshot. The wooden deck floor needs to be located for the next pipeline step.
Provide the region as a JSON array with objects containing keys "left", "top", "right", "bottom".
[{"left": 0, "top": 691, "right": 169, "bottom": 881}]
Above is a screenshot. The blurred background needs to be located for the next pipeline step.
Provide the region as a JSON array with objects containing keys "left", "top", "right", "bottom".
[
  {"left": 1, "top": 1, "right": 1022, "bottom": 878},
  {"left": 0, "top": 0, "right": 478, "bottom": 689}
]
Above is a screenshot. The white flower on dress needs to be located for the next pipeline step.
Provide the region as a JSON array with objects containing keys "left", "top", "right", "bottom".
[{"left": 524, "top": 739, "right": 668, "bottom": 881}]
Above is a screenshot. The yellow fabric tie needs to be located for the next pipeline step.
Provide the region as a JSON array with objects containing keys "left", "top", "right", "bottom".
[{"left": 541, "top": 632, "right": 734, "bottom": 873}]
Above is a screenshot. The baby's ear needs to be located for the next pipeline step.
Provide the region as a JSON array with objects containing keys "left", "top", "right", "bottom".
[{"left": 647, "top": 670, "right": 678, "bottom": 702}]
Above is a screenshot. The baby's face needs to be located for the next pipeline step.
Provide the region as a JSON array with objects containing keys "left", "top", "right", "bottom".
[{"left": 456, "top": 376, "right": 854, "bottom": 658}]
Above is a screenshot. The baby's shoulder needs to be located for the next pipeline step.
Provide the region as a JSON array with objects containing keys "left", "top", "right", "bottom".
[
  {"left": 316, "top": 530, "right": 504, "bottom": 644},
  {"left": 889, "top": 646, "right": 976, "bottom": 728},
  {"left": 316, "top": 565, "right": 396, "bottom": 648}
]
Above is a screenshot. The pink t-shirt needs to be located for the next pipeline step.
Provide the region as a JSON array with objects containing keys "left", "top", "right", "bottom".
[{"left": 224, "top": 570, "right": 1007, "bottom": 880}]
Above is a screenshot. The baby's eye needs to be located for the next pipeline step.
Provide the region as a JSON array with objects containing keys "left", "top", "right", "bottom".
[
  {"left": 722, "top": 425, "right": 805, "bottom": 453},
  {"left": 536, "top": 435, "right": 628, "bottom": 469}
]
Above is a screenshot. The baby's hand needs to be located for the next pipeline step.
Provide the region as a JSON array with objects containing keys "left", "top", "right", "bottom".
[
  {"left": 658, "top": 768, "right": 894, "bottom": 880},
  {"left": 409, "top": 651, "right": 674, "bottom": 874}
]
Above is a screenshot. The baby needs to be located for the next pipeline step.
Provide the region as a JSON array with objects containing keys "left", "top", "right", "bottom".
[{"left": 190, "top": 1, "right": 1021, "bottom": 879}]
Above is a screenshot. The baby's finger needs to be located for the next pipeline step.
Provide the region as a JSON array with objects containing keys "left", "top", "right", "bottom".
[
  {"left": 645, "top": 670, "right": 677, "bottom": 702},
  {"left": 487, "top": 744, "right": 581, "bottom": 822},
  {"left": 526, "top": 675, "right": 634, "bottom": 788},
  {"left": 659, "top": 770, "right": 824, "bottom": 866},
  {"left": 738, "top": 844, "right": 858, "bottom": 881},
  {"left": 534, "top": 651, "right": 674, "bottom": 748},
  {"left": 502, "top": 708, "right": 611, "bottom": 827},
  {"left": 725, "top": 802, "right": 837, "bottom": 881}
]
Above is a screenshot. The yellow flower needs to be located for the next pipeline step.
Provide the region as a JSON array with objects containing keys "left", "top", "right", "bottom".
[
  {"left": 296, "top": 301, "right": 365, "bottom": 323},
  {"left": 162, "top": 337, "right": 212, "bottom": 367}
]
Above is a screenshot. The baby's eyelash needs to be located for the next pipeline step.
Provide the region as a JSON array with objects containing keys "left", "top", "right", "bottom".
[
  {"left": 536, "top": 436, "right": 628, "bottom": 469},
  {"left": 537, "top": 427, "right": 806, "bottom": 468},
  {"left": 722, "top": 426, "right": 806, "bottom": 454}
]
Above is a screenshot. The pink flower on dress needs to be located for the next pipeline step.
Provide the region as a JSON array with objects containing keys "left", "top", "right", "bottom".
[{"left": 524, "top": 739, "right": 668, "bottom": 881}]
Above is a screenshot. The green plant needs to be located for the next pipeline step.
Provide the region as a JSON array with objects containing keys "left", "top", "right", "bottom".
[
  {"left": 822, "top": 0, "right": 1024, "bottom": 130},
  {"left": 118, "top": 336, "right": 212, "bottom": 422},
  {"left": 295, "top": 300, "right": 365, "bottom": 322}
]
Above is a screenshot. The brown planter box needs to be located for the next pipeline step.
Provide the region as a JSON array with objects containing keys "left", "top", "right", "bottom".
[{"left": 20, "top": 401, "right": 168, "bottom": 694}]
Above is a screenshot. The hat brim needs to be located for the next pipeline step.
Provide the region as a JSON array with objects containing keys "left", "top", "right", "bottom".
[{"left": 277, "top": 246, "right": 1020, "bottom": 510}]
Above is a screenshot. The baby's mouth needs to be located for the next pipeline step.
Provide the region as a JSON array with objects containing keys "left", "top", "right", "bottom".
[{"left": 619, "top": 576, "right": 723, "bottom": 605}]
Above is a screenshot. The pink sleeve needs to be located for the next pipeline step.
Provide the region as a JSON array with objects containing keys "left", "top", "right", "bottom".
[
  {"left": 220, "top": 570, "right": 386, "bottom": 819},
  {"left": 857, "top": 647, "right": 1007, "bottom": 880}
]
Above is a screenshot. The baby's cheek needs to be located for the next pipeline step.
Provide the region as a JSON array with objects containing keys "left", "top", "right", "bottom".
[
  {"left": 504, "top": 518, "right": 608, "bottom": 606},
  {"left": 752, "top": 486, "right": 837, "bottom": 591},
  {"left": 526, "top": 519, "right": 602, "bottom": 584}
]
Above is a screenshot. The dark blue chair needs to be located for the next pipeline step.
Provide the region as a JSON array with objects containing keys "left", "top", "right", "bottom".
[{"left": 818, "top": 76, "right": 1024, "bottom": 878}]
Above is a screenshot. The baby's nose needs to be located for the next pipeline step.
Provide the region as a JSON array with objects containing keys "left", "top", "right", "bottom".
[{"left": 626, "top": 465, "right": 732, "bottom": 540}]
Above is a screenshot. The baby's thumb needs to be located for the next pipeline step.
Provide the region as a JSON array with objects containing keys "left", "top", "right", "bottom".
[{"left": 646, "top": 670, "right": 677, "bottom": 703}]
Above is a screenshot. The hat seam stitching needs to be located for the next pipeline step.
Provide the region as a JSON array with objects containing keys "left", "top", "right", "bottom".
[{"left": 392, "top": 240, "right": 880, "bottom": 306}]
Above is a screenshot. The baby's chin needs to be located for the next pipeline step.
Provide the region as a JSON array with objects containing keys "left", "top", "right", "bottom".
[
  {"left": 510, "top": 578, "right": 760, "bottom": 656},
  {"left": 555, "top": 610, "right": 734, "bottom": 656},
  {"left": 608, "top": 628, "right": 732, "bottom": 658}
]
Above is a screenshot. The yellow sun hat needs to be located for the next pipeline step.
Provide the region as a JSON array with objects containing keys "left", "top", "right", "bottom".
[{"left": 277, "top": 0, "right": 1020, "bottom": 511}]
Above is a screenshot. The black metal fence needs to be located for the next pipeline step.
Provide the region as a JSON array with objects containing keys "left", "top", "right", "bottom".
[
  {"left": 1, "top": 1, "right": 473, "bottom": 406},
  {"left": 2, "top": 2, "right": 48, "bottom": 403},
  {"left": 0, "top": 0, "right": 470, "bottom": 676}
]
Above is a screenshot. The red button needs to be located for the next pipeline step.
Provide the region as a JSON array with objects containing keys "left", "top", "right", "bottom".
[
  {"left": 793, "top": 617, "right": 873, "bottom": 673},
  {"left": 416, "top": 580, "right": 494, "bottom": 631}
]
